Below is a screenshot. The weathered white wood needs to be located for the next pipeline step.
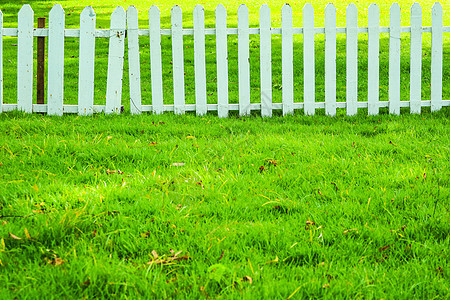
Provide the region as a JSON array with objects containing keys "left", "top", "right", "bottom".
[
  {"left": 78, "top": 6, "right": 96, "bottom": 116},
  {"left": 17, "top": 5, "right": 33, "bottom": 113},
  {"left": 281, "top": 4, "right": 293, "bottom": 116},
  {"left": 0, "top": 10, "right": 3, "bottom": 113},
  {"left": 431, "top": 3, "right": 443, "bottom": 112},
  {"left": 259, "top": 4, "right": 272, "bottom": 117},
  {"left": 389, "top": 3, "right": 401, "bottom": 115},
  {"left": 216, "top": 4, "right": 228, "bottom": 118},
  {"left": 410, "top": 3, "right": 422, "bottom": 114},
  {"left": 346, "top": 4, "right": 357, "bottom": 116},
  {"left": 105, "top": 7, "right": 126, "bottom": 114},
  {"left": 47, "top": 5, "right": 65, "bottom": 116},
  {"left": 171, "top": 6, "right": 185, "bottom": 115},
  {"left": 325, "top": 4, "right": 336, "bottom": 116},
  {"left": 127, "top": 6, "right": 142, "bottom": 115},
  {"left": 238, "top": 4, "right": 250, "bottom": 116},
  {"left": 368, "top": 4, "right": 380, "bottom": 115},
  {"left": 303, "top": 4, "right": 315, "bottom": 116},
  {"left": 149, "top": 6, "right": 163, "bottom": 114},
  {"left": 194, "top": 5, "right": 207, "bottom": 116}
]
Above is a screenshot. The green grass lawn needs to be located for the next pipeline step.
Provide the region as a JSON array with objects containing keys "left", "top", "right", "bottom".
[
  {"left": 0, "top": 110, "right": 449, "bottom": 298},
  {"left": 0, "top": 0, "right": 450, "bottom": 298}
]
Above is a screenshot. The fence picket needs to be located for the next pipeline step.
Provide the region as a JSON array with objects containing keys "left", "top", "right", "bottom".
[
  {"left": 431, "top": 3, "right": 443, "bottom": 112},
  {"left": 149, "top": 6, "right": 163, "bottom": 114},
  {"left": 0, "top": 10, "right": 3, "bottom": 113},
  {"left": 17, "top": 5, "right": 33, "bottom": 113},
  {"left": 389, "top": 3, "right": 401, "bottom": 115},
  {"left": 194, "top": 5, "right": 207, "bottom": 116},
  {"left": 325, "top": 4, "right": 336, "bottom": 116},
  {"left": 216, "top": 4, "right": 228, "bottom": 118},
  {"left": 47, "top": 5, "right": 65, "bottom": 116},
  {"left": 172, "top": 6, "right": 185, "bottom": 114},
  {"left": 78, "top": 6, "right": 96, "bottom": 116},
  {"left": 368, "top": 4, "right": 379, "bottom": 115},
  {"left": 410, "top": 3, "right": 422, "bottom": 114},
  {"left": 303, "top": 4, "right": 315, "bottom": 116},
  {"left": 259, "top": 4, "right": 272, "bottom": 117},
  {"left": 127, "top": 6, "right": 142, "bottom": 115},
  {"left": 346, "top": 4, "right": 358, "bottom": 116},
  {"left": 238, "top": 4, "right": 250, "bottom": 116},
  {"left": 105, "top": 7, "right": 126, "bottom": 114},
  {"left": 282, "top": 4, "right": 294, "bottom": 116}
]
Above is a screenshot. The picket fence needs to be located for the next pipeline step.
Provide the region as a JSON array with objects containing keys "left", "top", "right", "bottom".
[{"left": 0, "top": 3, "right": 448, "bottom": 116}]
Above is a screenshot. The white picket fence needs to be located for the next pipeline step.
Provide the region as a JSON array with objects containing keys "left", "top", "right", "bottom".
[{"left": 0, "top": 3, "right": 449, "bottom": 117}]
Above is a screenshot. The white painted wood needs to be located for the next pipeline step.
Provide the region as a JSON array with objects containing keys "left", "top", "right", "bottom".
[
  {"left": 78, "top": 6, "right": 96, "bottom": 116},
  {"left": 0, "top": 10, "right": 3, "bottom": 113},
  {"left": 368, "top": 4, "right": 379, "bottom": 115},
  {"left": 410, "top": 3, "right": 422, "bottom": 114},
  {"left": 149, "top": 6, "right": 163, "bottom": 114},
  {"left": 303, "top": 4, "right": 315, "bottom": 116},
  {"left": 346, "top": 4, "right": 357, "bottom": 116},
  {"left": 194, "top": 5, "right": 207, "bottom": 116},
  {"left": 431, "top": 3, "right": 443, "bottom": 112},
  {"left": 47, "top": 5, "right": 65, "bottom": 116},
  {"left": 259, "top": 4, "right": 272, "bottom": 117},
  {"left": 389, "top": 3, "right": 401, "bottom": 115},
  {"left": 238, "top": 4, "right": 250, "bottom": 116},
  {"left": 325, "top": 4, "right": 336, "bottom": 116},
  {"left": 127, "top": 6, "right": 142, "bottom": 115},
  {"left": 17, "top": 5, "right": 33, "bottom": 113},
  {"left": 105, "top": 7, "right": 126, "bottom": 114},
  {"left": 171, "top": 5, "right": 185, "bottom": 115},
  {"left": 281, "top": 4, "right": 293, "bottom": 116},
  {"left": 215, "top": 4, "right": 228, "bottom": 118}
]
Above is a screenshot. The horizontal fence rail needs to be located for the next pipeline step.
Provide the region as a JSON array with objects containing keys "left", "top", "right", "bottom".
[{"left": 0, "top": 3, "right": 449, "bottom": 116}]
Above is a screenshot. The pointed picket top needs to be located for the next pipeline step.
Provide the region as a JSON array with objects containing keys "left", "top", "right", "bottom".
[
  {"left": 368, "top": 3, "right": 379, "bottom": 22},
  {"left": 127, "top": 5, "right": 138, "bottom": 19},
  {"left": 432, "top": 1, "right": 443, "bottom": 14},
  {"left": 81, "top": 5, "right": 95, "bottom": 18},
  {"left": 346, "top": 3, "right": 357, "bottom": 18},
  {"left": 325, "top": 3, "right": 336, "bottom": 14},
  {"left": 303, "top": 3, "right": 313, "bottom": 16},
  {"left": 49, "top": 3, "right": 64, "bottom": 16},
  {"left": 19, "top": 4, "right": 33, "bottom": 16},
  {"left": 216, "top": 3, "right": 226, "bottom": 15},
  {"left": 411, "top": 2, "right": 421, "bottom": 17},
  {"left": 111, "top": 6, "right": 126, "bottom": 25},
  {"left": 390, "top": 3, "right": 400, "bottom": 16},
  {"left": 260, "top": 3, "right": 270, "bottom": 16},
  {"left": 238, "top": 4, "right": 249, "bottom": 15},
  {"left": 150, "top": 5, "right": 160, "bottom": 15}
]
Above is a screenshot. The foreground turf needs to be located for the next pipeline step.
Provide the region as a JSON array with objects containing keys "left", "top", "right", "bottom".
[{"left": 0, "top": 110, "right": 448, "bottom": 298}]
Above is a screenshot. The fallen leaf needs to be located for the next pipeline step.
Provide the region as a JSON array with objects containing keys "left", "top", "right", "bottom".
[
  {"left": 218, "top": 251, "right": 224, "bottom": 261},
  {"left": 259, "top": 166, "right": 265, "bottom": 173},
  {"left": 106, "top": 169, "right": 116, "bottom": 175},
  {"left": 1, "top": 221, "right": 7, "bottom": 225},
  {"left": 24, "top": 228, "right": 31, "bottom": 239},
  {"left": 9, "top": 233, "right": 22, "bottom": 240},
  {"left": 151, "top": 250, "right": 159, "bottom": 259},
  {"left": 343, "top": 228, "right": 358, "bottom": 235},
  {"left": 92, "top": 229, "right": 97, "bottom": 238},
  {"left": 32, "top": 184, "right": 39, "bottom": 192},
  {"left": 322, "top": 283, "right": 330, "bottom": 289},
  {"left": 318, "top": 189, "right": 323, "bottom": 197},
  {"left": 185, "top": 136, "right": 196, "bottom": 139},
  {"left": 378, "top": 245, "right": 391, "bottom": 252},
  {"left": 47, "top": 255, "right": 64, "bottom": 266},
  {"left": 242, "top": 276, "right": 253, "bottom": 284},
  {"left": 172, "top": 163, "right": 185, "bottom": 167},
  {"left": 107, "top": 136, "right": 113, "bottom": 141},
  {"left": 331, "top": 182, "right": 338, "bottom": 191},
  {"left": 265, "top": 256, "right": 279, "bottom": 264},
  {"left": 117, "top": 170, "right": 123, "bottom": 175},
  {"left": 305, "top": 220, "right": 316, "bottom": 230},
  {"left": 268, "top": 160, "right": 277, "bottom": 166},
  {"left": 149, "top": 142, "right": 157, "bottom": 146}
]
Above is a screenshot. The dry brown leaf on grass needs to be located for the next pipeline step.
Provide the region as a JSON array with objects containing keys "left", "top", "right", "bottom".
[
  {"left": 47, "top": 255, "right": 65, "bottom": 266},
  {"left": 242, "top": 276, "right": 253, "bottom": 284},
  {"left": 147, "top": 250, "right": 190, "bottom": 265},
  {"left": 343, "top": 228, "right": 358, "bottom": 235},
  {"left": 305, "top": 220, "right": 316, "bottom": 230},
  {"left": 9, "top": 233, "right": 22, "bottom": 240}
]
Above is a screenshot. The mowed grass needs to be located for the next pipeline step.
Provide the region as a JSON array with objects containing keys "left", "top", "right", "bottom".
[
  {"left": 0, "top": 0, "right": 449, "bottom": 108},
  {"left": 0, "top": 0, "right": 450, "bottom": 298},
  {"left": 0, "top": 109, "right": 449, "bottom": 298}
]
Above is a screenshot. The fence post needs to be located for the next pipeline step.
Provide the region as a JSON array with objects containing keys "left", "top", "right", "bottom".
[
  {"left": 194, "top": 5, "right": 207, "bottom": 116},
  {"left": 368, "top": 4, "right": 380, "bottom": 115},
  {"left": 389, "top": 3, "right": 401, "bottom": 115},
  {"left": 281, "top": 4, "right": 294, "bottom": 116},
  {"left": 127, "top": 6, "right": 142, "bottom": 115},
  {"left": 259, "top": 4, "right": 272, "bottom": 117},
  {"left": 36, "top": 18, "right": 45, "bottom": 106},
  {"left": 0, "top": 10, "right": 3, "bottom": 113},
  {"left": 215, "top": 4, "right": 228, "bottom": 118},
  {"left": 431, "top": 2, "right": 443, "bottom": 112},
  {"left": 325, "top": 4, "right": 336, "bottom": 116},
  {"left": 410, "top": 3, "right": 422, "bottom": 114},
  {"left": 238, "top": 4, "right": 250, "bottom": 116},
  {"left": 172, "top": 5, "right": 185, "bottom": 115},
  {"left": 303, "top": 4, "right": 315, "bottom": 116},
  {"left": 149, "top": 6, "right": 163, "bottom": 114}
]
